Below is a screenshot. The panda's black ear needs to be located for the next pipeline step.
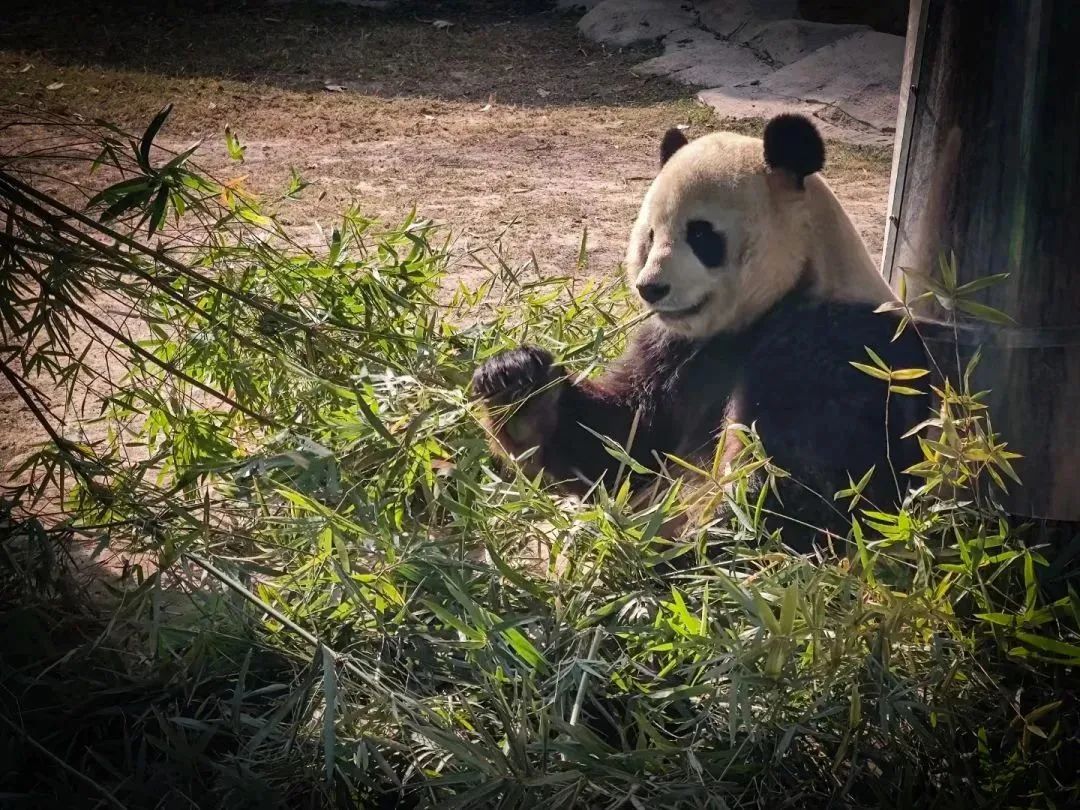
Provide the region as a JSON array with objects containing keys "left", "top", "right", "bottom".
[
  {"left": 763, "top": 113, "right": 825, "bottom": 189},
  {"left": 660, "top": 127, "right": 689, "bottom": 166}
]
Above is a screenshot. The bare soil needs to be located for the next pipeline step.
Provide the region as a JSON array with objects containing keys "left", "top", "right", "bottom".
[
  {"left": 0, "top": 0, "right": 893, "bottom": 267},
  {"left": 0, "top": 0, "right": 895, "bottom": 531}
]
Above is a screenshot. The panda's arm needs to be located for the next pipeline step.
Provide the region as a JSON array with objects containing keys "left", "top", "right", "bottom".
[{"left": 470, "top": 345, "right": 656, "bottom": 492}]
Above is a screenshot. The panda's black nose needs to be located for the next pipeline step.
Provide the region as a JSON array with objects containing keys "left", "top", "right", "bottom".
[{"left": 636, "top": 282, "right": 670, "bottom": 304}]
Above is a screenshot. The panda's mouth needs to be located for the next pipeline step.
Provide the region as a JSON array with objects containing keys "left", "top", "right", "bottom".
[{"left": 653, "top": 293, "right": 711, "bottom": 321}]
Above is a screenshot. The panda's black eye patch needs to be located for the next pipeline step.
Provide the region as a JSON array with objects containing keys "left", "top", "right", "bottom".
[{"left": 686, "top": 220, "right": 726, "bottom": 268}]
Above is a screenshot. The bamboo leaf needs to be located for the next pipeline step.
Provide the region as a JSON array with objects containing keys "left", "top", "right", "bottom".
[
  {"left": 779, "top": 585, "right": 798, "bottom": 635},
  {"left": 138, "top": 103, "right": 173, "bottom": 173},
  {"left": 224, "top": 124, "right": 246, "bottom": 162},
  {"left": 954, "top": 273, "right": 1010, "bottom": 296},
  {"left": 321, "top": 647, "right": 337, "bottom": 786},
  {"left": 864, "top": 346, "right": 889, "bottom": 370},
  {"left": 850, "top": 362, "right": 891, "bottom": 381},
  {"left": 576, "top": 225, "right": 588, "bottom": 273},
  {"left": 1015, "top": 632, "right": 1080, "bottom": 661},
  {"left": 956, "top": 299, "right": 1017, "bottom": 326},
  {"left": 889, "top": 368, "right": 930, "bottom": 380}
]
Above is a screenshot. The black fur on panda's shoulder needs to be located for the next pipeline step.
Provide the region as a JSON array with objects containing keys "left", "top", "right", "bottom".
[
  {"left": 746, "top": 289, "right": 927, "bottom": 373},
  {"left": 744, "top": 293, "right": 932, "bottom": 446},
  {"left": 714, "top": 289, "right": 931, "bottom": 546}
]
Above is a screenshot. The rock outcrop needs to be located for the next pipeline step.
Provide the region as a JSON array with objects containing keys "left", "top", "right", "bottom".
[{"left": 574, "top": 0, "right": 904, "bottom": 145}]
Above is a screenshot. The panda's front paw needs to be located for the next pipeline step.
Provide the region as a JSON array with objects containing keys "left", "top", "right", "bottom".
[{"left": 470, "top": 346, "right": 557, "bottom": 406}]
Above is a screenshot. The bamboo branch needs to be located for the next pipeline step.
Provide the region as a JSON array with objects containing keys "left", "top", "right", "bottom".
[{"left": 8, "top": 250, "right": 278, "bottom": 427}]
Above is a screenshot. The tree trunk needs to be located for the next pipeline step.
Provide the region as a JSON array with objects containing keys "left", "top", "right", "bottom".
[{"left": 882, "top": 0, "right": 1080, "bottom": 521}]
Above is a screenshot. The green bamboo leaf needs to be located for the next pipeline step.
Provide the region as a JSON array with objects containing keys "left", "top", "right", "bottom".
[
  {"left": 420, "top": 599, "right": 483, "bottom": 642},
  {"left": 501, "top": 626, "right": 547, "bottom": 671},
  {"left": 146, "top": 188, "right": 169, "bottom": 237},
  {"left": 779, "top": 585, "right": 798, "bottom": 635},
  {"left": 954, "top": 273, "right": 1010, "bottom": 296},
  {"left": 100, "top": 186, "right": 155, "bottom": 223},
  {"left": 994, "top": 450, "right": 1023, "bottom": 484},
  {"left": 975, "top": 612, "right": 1018, "bottom": 627},
  {"left": 849, "top": 683, "right": 862, "bottom": 727},
  {"left": 1025, "top": 700, "right": 1063, "bottom": 724},
  {"left": 891, "top": 313, "right": 911, "bottom": 342},
  {"left": 353, "top": 392, "right": 398, "bottom": 446},
  {"left": 889, "top": 368, "right": 930, "bottom": 380},
  {"left": 576, "top": 225, "right": 588, "bottom": 272},
  {"left": 224, "top": 124, "right": 246, "bottom": 162},
  {"left": 86, "top": 175, "right": 153, "bottom": 210},
  {"left": 939, "top": 250, "right": 958, "bottom": 291},
  {"left": 854, "top": 465, "right": 876, "bottom": 494},
  {"left": 161, "top": 142, "right": 202, "bottom": 171},
  {"left": 286, "top": 168, "right": 310, "bottom": 198},
  {"left": 1023, "top": 551, "right": 1037, "bottom": 617},
  {"left": 1014, "top": 632, "right": 1080, "bottom": 661},
  {"left": 485, "top": 545, "right": 544, "bottom": 598},
  {"left": 580, "top": 424, "right": 652, "bottom": 475},
  {"left": 850, "top": 362, "right": 891, "bottom": 381},
  {"left": 663, "top": 452, "right": 711, "bottom": 478},
  {"left": 138, "top": 103, "right": 173, "bottom": 173},
  {"left": 964, "top": 345, "right": 983, "bottom": 388},
  {"left": 852, "top": 518, "right": 876, "bottom": 586},
  {"left": 754, "top": 593, "right": 781, "bottom": 634},
  {"left": 321, "top": 647, "right": 337, "bottom": 786},
  {"left": 956, "top": 299, "right": 1017, "bottom": 326},
  {"left": 864, "top": 346, "right": 889, "bottom": 370}
]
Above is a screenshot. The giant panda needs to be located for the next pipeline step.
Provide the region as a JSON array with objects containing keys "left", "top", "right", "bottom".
[{"left": 470, "top": 114, "right": 930, "bottom": 552}]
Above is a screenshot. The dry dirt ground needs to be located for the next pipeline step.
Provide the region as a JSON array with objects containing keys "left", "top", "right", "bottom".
[
  {"left": 0, "top": 0, "right": 895, "bottom": 503},
  {"left": 0, "top": 0, "right": 894, "bottom": 267}
]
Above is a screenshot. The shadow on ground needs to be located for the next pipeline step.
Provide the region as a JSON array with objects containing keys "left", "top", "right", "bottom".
[{"left": 1, "top": 0, "right": 688, "bottom": 109}]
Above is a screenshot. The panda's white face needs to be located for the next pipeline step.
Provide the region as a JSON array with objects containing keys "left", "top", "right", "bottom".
[{"left": 626, "top": 128, "right": 816, "bottom": 339}]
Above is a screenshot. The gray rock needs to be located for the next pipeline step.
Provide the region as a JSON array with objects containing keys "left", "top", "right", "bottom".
[
  {"left": 578, "top": 0, "right": 698, "bottom": 48},
  {"left": 697, "top": 88, "right": 821, "bottom": 133},
  {"left": 556, "top": 0, "right": 602, "bottom": 11},
  {"left": 751, "top": 30, "right": 903, "bottom": 128},
  {"left": 270, "top": 0, "right": 398, "bottom": 6},
  {"left": 570, "top": 1, "right": 903, "bottom": 146},
  {"left": 744, "top": 19, "right": 870, "bottom": 66},
  {"left": 310, "top": 0, "right": 397, "bottom": 7},
  {"left": 698, "top": 30, "right": 904, "bottom": 145},
  {"left": 695, "top": 0, "right": 799, "bottom": 39},
  {"left": 634, "top": 28, "right": 774, "bottom": 88}
]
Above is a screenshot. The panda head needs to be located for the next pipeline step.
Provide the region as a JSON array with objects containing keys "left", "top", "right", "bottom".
[{"left": 626, "top": 114, "right": 830, "bottom": 339}]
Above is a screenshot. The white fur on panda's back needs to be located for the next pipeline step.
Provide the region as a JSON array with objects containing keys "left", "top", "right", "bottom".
[
  {"left": 801, "top": 174, "right": 896, "bottom": 304},
  {"left": 626, "top": 129, "right": 896, "bottom": 337}
]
